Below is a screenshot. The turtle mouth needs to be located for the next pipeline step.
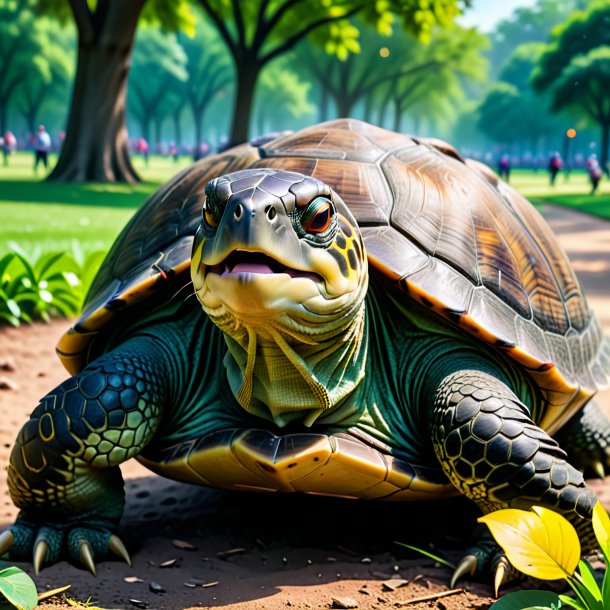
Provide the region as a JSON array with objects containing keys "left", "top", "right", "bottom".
[{"left": 206, "top": 250, "right": 323, "bottom": 282}]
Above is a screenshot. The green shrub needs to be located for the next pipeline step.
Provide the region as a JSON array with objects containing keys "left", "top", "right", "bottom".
[{"left": 0, "top": 242, "right": 105, "bottom": 326}]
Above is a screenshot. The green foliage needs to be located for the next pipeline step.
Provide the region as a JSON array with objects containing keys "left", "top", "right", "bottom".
[
  {"left": 0, "top": 565, "right": 38, "bottom": 610},
  {"left": 487, "top": 0, "right": 587, "bottom": 78},
  {"left": 0, "top": 242, "right": 105, "bottom": 326},
  {"left": 482, "top": 502, "right": 610, "bottom": 610}
]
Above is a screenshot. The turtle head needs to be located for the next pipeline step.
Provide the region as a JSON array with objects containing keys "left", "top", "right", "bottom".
[{"left": 191, "top": 169, "right": 368, "bottom": 334}]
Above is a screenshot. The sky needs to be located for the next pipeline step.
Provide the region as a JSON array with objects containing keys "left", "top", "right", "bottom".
[{"left": 458, "top": 0, "right": 538, "bottom": 31}]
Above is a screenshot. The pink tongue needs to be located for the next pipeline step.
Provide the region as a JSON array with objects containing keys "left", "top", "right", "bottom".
[{"left": 231, "top": 262, "right": 274, "bottom": 274}]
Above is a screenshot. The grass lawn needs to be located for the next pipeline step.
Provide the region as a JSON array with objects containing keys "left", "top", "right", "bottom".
[
  {"left": 1, "top": 153, "right": 609, "bottom": 260},
  {"left": 0, "top": 152, "right": 192, "bottom": 257},
  {"left": 510, "top": 169, "right": 610, "bottom": 217}
]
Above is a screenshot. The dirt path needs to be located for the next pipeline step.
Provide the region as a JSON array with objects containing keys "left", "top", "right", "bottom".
[{"left": 0, "top": 204, "right": 609, "bottom": 610}]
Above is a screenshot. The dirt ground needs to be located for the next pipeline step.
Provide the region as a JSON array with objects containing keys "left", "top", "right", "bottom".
[{"left": 0, "top": 204, "right": 609, "bottom": 610}]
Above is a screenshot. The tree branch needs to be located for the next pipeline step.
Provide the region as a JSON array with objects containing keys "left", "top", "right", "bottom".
[
  {"left": 67, "top": 0, "right": 94, "bottom": 42},
  {"left": 231, "top": 0, "right": 247, "bottom": 47},
  {"left": 195, "top": 0, "right": 237, "bottom": 57},
  {"left": 261, "top": 4, "right": 364, "bottom": 65},
  {"left": 256, "top": 0, "right": 308, "bottom": 49},
  {"left": 360, "top": 60, "right": 442, "bottom": 96}
]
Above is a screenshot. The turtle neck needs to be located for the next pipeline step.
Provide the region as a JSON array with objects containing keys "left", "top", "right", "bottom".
[{"left": 221, "top": 293, "right": 368, "bottom": 428}]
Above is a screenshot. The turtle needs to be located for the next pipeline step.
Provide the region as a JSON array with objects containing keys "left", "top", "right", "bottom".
[{"left": 4, "top": 119, "right": 610, "bottom": 590}]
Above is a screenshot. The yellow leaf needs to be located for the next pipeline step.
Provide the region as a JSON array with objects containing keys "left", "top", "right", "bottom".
[
  {"left": 478, "top": 506, "right": 580, "bottom": 580},
  {"left": 592, "top": 501, "right": 610, "bottom": 556}
]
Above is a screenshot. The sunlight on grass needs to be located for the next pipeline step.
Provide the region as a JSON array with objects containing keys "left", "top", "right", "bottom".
[{"left": 0, "top": 152, "right": 194, "bottom": 256}]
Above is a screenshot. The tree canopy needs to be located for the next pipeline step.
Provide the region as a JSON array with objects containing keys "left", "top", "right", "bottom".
[
  {"left": 533, "top": 1, "right": 610, "bottom": 168},
  {"left": 194, "top": 0, "right": 472, "bottom": 144}
]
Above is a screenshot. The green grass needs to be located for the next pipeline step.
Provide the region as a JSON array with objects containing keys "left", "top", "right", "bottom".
[
  {"left": 1, "top": 154, "right": 609, "bottom": 260},
  {"left": 509, "top": 168, "right": 610, "bottom": 218},
  {"left": 0, "top": 151, "right": 192, "bottom": 257}
]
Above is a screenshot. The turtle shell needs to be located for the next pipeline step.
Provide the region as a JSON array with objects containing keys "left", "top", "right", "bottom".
[{"left": 57, "top": 119, "right": 610, "bottom": 435}]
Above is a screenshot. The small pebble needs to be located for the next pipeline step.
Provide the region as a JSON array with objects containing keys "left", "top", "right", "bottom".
[
  {"left": 129, "top": 600, "right": 148, "bottom": 609},
  {"left": 159, "top": 559, "right": 178, "bottom": 568},
  {"left": 124, "top": 576, "right": 144, "bottom": 583},
  {"left": 149, "top": 581, "right": 165, "bottom": 594},
  {"left": 172, "top": 539, "right": 197, "bottom": 550},
  {"left": 0, "top": 376, "right": 18, "bottom": 391},
  {"left": 0, "top": 358, "right": 15, "bottom": 372},
  {"left": 360, "top": 557, "right": 372, "bottom": 563},
  {"left": 382, "top": 578, "right": 408, "bottom": 592},
  {"left": 331, "top": 596, "right": 358, "bottom": 609}
]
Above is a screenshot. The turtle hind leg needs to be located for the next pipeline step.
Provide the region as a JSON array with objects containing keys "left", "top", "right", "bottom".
[
  {"left": 554, "top": 400, "right": 610, "bottom": 479},
  {"left": 430, "top": 369, "right": 597, "bottom": 592}
]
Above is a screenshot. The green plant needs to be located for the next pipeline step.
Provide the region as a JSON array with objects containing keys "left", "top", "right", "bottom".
[
  {"left": 0, "top": 242, "right": 105, "bottom": 326},
  {"left": 0, "top": 565, "right": 38, "bottom": 610},
  {"left": 480, "top": 502, "right": 610, "bottom": 610}
]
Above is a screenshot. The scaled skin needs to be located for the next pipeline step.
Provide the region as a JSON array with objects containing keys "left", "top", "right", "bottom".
[{"left": 3, "top": 168, "right": 606, "bottom": 587}]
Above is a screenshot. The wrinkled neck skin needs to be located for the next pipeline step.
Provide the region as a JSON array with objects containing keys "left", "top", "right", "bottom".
[{"left": 213, "top": 282, "right": 368, "bottom": 428}]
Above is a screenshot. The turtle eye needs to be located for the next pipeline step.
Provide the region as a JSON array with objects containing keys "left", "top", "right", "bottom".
[{"left": 302, "top": 198, "right": 334, "bottom": 234}]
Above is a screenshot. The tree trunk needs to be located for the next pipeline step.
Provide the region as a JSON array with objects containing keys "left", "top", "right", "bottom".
[
  {"left": 0, "top": 101, "right": 7, "bottom": 135},
  {"left": 393, "top": 98, "right": 403, "bottom": 133},
  {"left": 319, "top": 88, "right": 329, "bottom": 122},
  {"left": 173, "top": 110, "right": 182, "bottom": 148},
  {"left": 378, "top": 87, "right": 393, "bottom": 128},
  {"left": 48, "top": 3, "right": 144, "bottom": 183},
  {"left": 191, "top": 104, "right": 203, "bottom": 150},
  {"left": 229, "top": 58, "right": 260, "bottom": 146},
  {"left": 154, "top": 117, "right": 163, "bottom": 149},
  {"left": 363, "top": 93, "right": 373, "bottom": 124}
]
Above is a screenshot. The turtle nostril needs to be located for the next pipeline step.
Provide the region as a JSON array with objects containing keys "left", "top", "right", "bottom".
[
  {"left": 234, "top": 203, "right": 243, "bottom": 220},
  {"left": 266, "top": 206, "right": 277, "bottom": 221}
]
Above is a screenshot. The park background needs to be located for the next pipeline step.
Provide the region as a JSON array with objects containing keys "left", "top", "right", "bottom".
[{"left": 1, "top": 1, "right": 610, "bottom": 609}]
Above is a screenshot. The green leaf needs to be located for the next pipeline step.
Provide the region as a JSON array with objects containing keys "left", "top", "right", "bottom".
[
  {"left": 559, "top": 593, "right": 587, "bottom": 610},
  {"left": 0, "top": 566, "right": 38, "bottom": 610},
  {"left": 489, "top": 589, "right": 561, "bottom": 610},
  {"left": 479, "top": 506, "right": 580, "bottom": 580},
  {"left": 576, "top": 560, "right": 602, "bottom": 602},
  {"left": 34, "top": 251, "right": 67, "bottom": 282}
]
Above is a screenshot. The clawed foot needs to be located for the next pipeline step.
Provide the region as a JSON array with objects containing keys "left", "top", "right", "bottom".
[
  {"left": 449, "top": 534, "right": 516, "bottom": 597},
  {"left": 0, "top": 521, "right": 131, "bottom": 575}
]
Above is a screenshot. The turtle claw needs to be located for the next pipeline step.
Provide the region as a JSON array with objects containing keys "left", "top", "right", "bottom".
[
  {"left": 109, "top": 534, "right": 132, "bottom": 567},
  {"left": 79, "top": 541, "right": 97, "bottom": 576},
  {"left": 449, "top": 554, "right": 477, "bottom": 588},
  {"left": 0, "top": 531, "right": 13, "bottom": 556},
  {"left": 493, "top": 559, "right": 509, "bottom": 598},
  {"left": 592, "top": 460, "right": 606, "bottom": 479},
  {"left": 33, "top": 540, "right": 48, "bottom": 575}
]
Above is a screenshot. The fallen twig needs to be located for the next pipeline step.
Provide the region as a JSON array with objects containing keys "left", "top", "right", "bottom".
[{"left": 394, "top": 588, "right": 464, "bottom": 606}]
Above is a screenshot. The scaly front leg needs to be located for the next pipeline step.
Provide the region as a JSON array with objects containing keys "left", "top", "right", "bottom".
[
  {"left": 431, "top": 370, "right": 597, "bottom": 592},
  {"left": 3, "top": 337, "right": 168, "bottom": 574}
]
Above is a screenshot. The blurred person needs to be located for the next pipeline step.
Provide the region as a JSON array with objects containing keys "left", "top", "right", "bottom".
[
  {"left": 586, "top": 154, "right": 602, "bottom": 195},
  {"left": 497, "top": 154, "right": 511, "bottom": 181},
  {"left": 33, "top": 125, "right": 51, "bottom": 173},
  {"left": 2, "top": 131, "right": 16, "bottom": 166},
  {"left": 548, "top": 151, "right": 562, "bottom": 186},
  {"left": 136, "top": 137, "right": 149, "bottom": 165}
]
